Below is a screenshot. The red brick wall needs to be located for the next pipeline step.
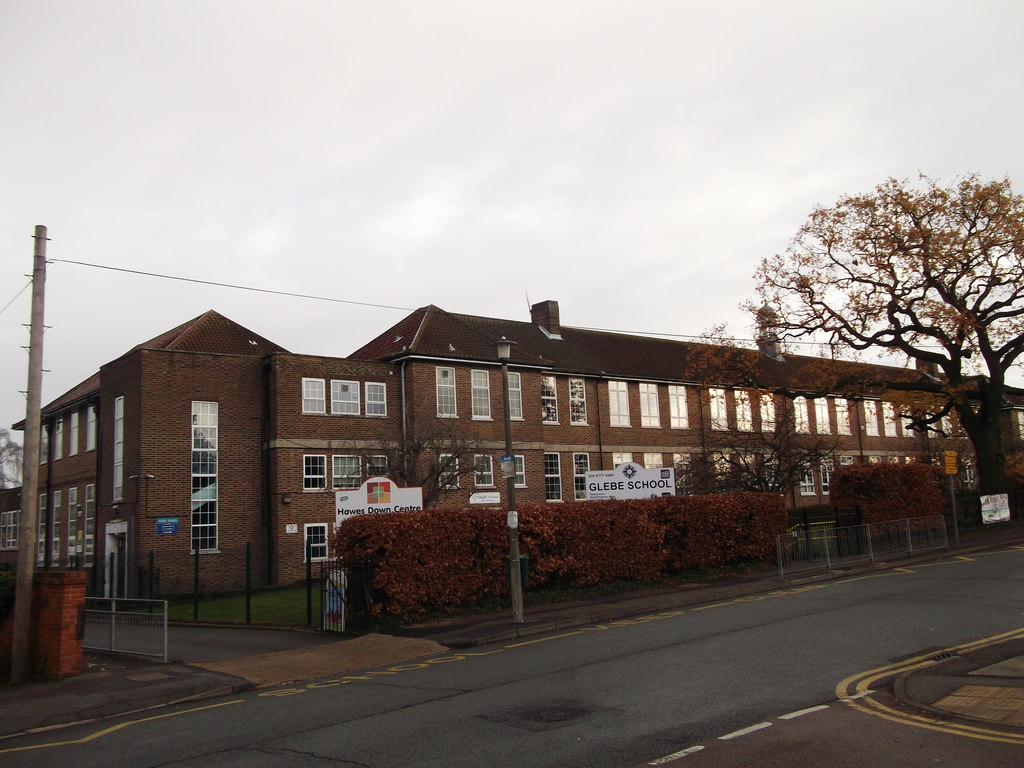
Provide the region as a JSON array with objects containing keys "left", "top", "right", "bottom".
[{"left": 0, "top": 570, "right": 86, "bottom": 680}]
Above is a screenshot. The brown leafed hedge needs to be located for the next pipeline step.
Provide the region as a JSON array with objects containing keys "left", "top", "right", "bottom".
[
  {"left": 332, "top": 493, "right": 787, "bottom": 615},
  {"left": 830, "top": 463, "right": 945, "bottom": 523}
]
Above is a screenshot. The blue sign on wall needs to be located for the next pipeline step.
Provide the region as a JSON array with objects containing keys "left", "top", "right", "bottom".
[{"left": 156, "top": 517, "right": 180, "bottom": 535}]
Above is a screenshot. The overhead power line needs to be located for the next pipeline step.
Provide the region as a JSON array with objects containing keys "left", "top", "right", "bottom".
[
  {"left": 0, "top": 280, "right": 32, "bottom": 318},
  {"left": 49, "top": 258, "right": 416, "bottom": 313},
  {"left": 47, "top": 257, "right": 894, "bottom": 352}
]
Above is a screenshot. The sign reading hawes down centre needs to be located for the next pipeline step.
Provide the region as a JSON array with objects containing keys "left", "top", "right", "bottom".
[
  {"left": 335, "top": 477, "right": 424, "bottom": 525},
  {"left": 584, "top": 462, "right": 676, "bottom": 501}
]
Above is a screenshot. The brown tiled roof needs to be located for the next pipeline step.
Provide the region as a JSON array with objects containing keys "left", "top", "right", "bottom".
[
  {"left": 351, "top": 304, "right": 922, "bottom": 394},
  {"left": 130, "top": 310, "right": 288, "bottom": 356}
]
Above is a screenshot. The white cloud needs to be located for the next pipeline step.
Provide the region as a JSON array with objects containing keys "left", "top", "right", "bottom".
[{"left": 1, "top": 0, "right": 1023, "bottom": 435}]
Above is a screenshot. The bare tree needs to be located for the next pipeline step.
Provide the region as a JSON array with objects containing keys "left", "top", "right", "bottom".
[{"left": 370, "top": 418, "right": 484, "bottom": 508}]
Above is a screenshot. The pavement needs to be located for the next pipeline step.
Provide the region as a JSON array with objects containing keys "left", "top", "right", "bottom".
[{"left": 1, "top": 525, "right": 1022, "bottom": 741}]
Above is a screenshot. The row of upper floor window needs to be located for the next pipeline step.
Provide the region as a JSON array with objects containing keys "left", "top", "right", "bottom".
[
  {"left": 39, "top": 405, "right": 98, "bottom": 463},
  {"left": 300, "top": 368, "right": 923, "bottom": 437},
  {"left": 301, "top": 378, "right": 387, "bottom": 417}
]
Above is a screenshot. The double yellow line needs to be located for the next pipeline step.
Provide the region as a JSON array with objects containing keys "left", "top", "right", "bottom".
[{"left": 836, "top": 627, "right": 1024, "bottom": 745}]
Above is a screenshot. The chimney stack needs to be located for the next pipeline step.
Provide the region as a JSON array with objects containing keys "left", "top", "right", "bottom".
[
  {"left": 755, "top": 303, "right": 784, "bottom": 361},
  {"left": 531, "top": 300, "right": 562, "bottom": 339}
]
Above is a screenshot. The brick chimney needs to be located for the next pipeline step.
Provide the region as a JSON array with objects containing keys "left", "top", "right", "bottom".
[{"left": 531, "top": 300, "right": 562, "bottom": 339}]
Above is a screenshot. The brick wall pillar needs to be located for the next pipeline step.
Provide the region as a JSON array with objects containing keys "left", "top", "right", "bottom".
[{"left": 31, "top": 571, "right": 87, "bottom": 680}]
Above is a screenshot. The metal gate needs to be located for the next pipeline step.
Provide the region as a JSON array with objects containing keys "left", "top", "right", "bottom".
[{"left": 83, "top": 597, "right": 168, "bottom": 661}]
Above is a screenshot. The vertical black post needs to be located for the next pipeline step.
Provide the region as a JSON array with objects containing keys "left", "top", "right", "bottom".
[
  {"left": 305, "top": 536, "right": 313, "bottom": 627},
  {"left": 148, "top": 550, "right": 155, "bottom": 599},
  {"left": 245, "top": 542, "right": 252, "bottom": 624},
  {"left": 193, "top": 548, "right": 200, "bottom": 620}
]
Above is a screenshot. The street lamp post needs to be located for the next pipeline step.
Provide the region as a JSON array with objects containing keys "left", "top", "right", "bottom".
[{"left": 495, "top": 337, "right": 524, "bottom": 623}]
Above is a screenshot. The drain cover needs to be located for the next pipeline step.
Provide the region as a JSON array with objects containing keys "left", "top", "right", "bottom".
[{"left": 477, "top": 699, "right": 620, "bottom": 732}]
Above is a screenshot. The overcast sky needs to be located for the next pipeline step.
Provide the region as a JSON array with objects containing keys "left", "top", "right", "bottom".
[{"left": 2, "top": 1, "right": 1023, "bottom": 444}]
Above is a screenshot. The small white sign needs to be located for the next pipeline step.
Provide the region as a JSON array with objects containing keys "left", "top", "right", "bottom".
[
  {"left": 585, "top": 462, "right": 676, "bottom": 501},
  {"left": 980, "top": 493, "right": 1011, "bottom": 524},
  {"left": 470, "top": 491, "right": 501, "bottom": 505},
  {"left": 336, "top": 476, "right": 424, "bottom": 525},
  {"left": 285, "top": 523, "right": 298, "bottom": 534}
]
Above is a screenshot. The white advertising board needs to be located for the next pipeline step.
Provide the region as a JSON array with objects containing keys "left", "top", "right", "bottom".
[
  {"left": 584, "top": 462, "right": 676, "bottom": 501},
  {"left": 335, "top": 477, "right": 424, "bottom": 525},
  {"left": 980, "top": 493, "right": 1010, "bottom": 524}
]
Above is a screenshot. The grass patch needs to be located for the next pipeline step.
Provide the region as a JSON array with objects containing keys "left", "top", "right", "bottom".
[{"left": 169, "top": 584, "right": 323, "bottom": 627}]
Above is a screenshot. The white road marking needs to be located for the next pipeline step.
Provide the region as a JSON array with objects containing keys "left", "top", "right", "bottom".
[
  {"left": 719, "top": 722, "right": 772, "bottom": 740},
  {"left": 648, "top": 745, "right": 705, "bottom": 764},
  {"left": 778, "top": 704, "right": 830, "bottom": 719}
]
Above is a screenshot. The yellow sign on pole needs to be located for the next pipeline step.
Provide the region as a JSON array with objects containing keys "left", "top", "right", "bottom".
[{"left": 944, "top": 450, "right": 958, "bottom": 475}]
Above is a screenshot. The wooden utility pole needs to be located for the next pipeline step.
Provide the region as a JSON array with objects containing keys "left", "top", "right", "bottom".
[{"left": 10, "top": 225, "right": 48, "bottom": 684}]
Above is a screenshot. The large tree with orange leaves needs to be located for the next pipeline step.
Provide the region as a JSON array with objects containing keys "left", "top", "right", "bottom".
[{"left": 754, "top": 174, "right": 1024, "bottom": 495}]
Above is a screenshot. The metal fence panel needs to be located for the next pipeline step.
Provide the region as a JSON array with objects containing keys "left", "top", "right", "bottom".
[
  {"left": 83, "top": 597, "right": 168, "bottom": 661},
  {"left": 777, "top": 516, "right": 948, "bottom": 578}
]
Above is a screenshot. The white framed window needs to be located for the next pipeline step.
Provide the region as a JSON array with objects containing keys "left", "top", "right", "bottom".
[
  {"left": 84, "top": 484, "right": 95, "bottom": 566},
  {"left": 51, "top": 489, "right": 61, "bottom": 564},
  {"left": 839, "top": 455, "right": 855, "bottom": 466},
  {"left": 760, "top": 393, "right": 776, "bottom": 432},
  {"left": 668, "top": 385, "right": 689, "bottom": 429},
  {"left": 304, "top": 523, "right": 328, "bottom": 562},
  {"left": 54, "top": 417, "right": 63, "bottom": 461},
  {"left": 673, "top": 453, "right": 692, "bottom": 494},
  {"left": 710, "top": 388, "right": 728, "bottom": 431},
  {"left": 67, "top": 487, "right": 78, "bottom": 564},
  {"left": 302, "top": 378, "right": 326, "bottom": 414},
  {"left": 882, "top": 402, "right": 899, "bottom": 437},
  {"left": 821, "top": 459, "right": 834, "bottom": 495},
  {"left": 439, "top": 454, "right": 459, "bottom": 489},
  {"left": 113, "top": 396, "right": 124, "bottom": 501},
  {"left": 643, "top": 452, "right": 663, "bottom": 469},
  {"left": 37, "top": 494, "right": 46, "bottom": 565},
  {"left": 303, "top": 455, "right": 327, "bottom": 490},
  {"left": 191, "top": 401, "right": 219, "bottom": 552},
  {"left": 367, "top": 455, "right": 388, "bottom": 477},
  {"left": 0, "top": 508, "right": 18, "bottom": 550},
  {"left": 815, "top": 398, "right": 831, "bottom": 434},
  {"left": 471, "top": 370, "right": 491, "bottom": 419},
  {"left": 508, "top": 371, "right": 523, "bottom": 420},
  {"left": 793, "top": 396, "right": 809, "bottom": 433},
  {"left": 86, "top": 405, "right": 97, "bottom": 452},
  {"left": 573, "top": 453, "right": 590, "bottom": 499},
  {"left": 609, "top": 381, "right": 630, "bottom": 426},
  {"left": 365, "top": 382, "right": 387, "bottom": 416},
  {"left": 474, "top": 454, "right": 494, "bottom": 487},
  {"left": 513, "top": 455, "right": 526, "bottom": 487},
  {"left": 544, "top": 453, "right": 562, "bottom": 501},
  {"left": 569, "top": 378, "right": 587, "bottom": 425},
  {"left": 640, "top": 383, "right": 660, "bottom": 428},
  {"left": 540, "top": 375, "right": 558, "bottom": 422},
  {"left": 331, "top": 380, "right": 360, "bottom": 415},
  {"left": 800, "top": 468, "right": 816, "bottom": 496},
  {"left": 332, "top": 455, "right": 361, "bottom": 489},
  {"left": 612, "top": 452, "right": 633, "bottom": 467},
  {"left": 69, "top": 411, "right": 79, "bottom": 456},
  {"left": 436, "top": 367, "right": 457, "bottom": 417},
  {"left": 863, "top": 401, "right": 880, "bottom": 436},
  {"left": 902, "top": 410, "right": 916, "bottom": 436},
  {"left": 735, "top": 390, "right": 752, "bottom": 432},
  {"left": 835, "top": 398, "right": 851, "bottom": 435}
]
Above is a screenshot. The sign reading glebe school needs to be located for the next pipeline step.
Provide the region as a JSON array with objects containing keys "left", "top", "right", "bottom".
[
  {"left": 336, "top": 477, "right": 424, "bottom": 525},
  {"left": 585, "top": 462, "right": 676, "bottom": 501}
]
